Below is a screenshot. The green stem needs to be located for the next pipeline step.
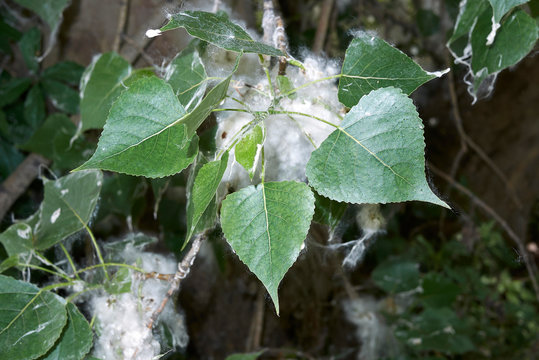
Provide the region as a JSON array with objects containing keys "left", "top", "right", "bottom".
[
  {"left": 76, "top": 262, "right": 147, "bottom": 276},
  {"left": 212, "top": 108, "right": 252, "bottom": 114},
  {"left": 269, "top": 110, "right": 339, "bottom": 128},
  {"left": 16, "top": 263, "right": 72, "bottom": 281},
  {"left": 279, "top": 74, "right": 341, "bottom": 99},
  {"left": 60, "top": 243, "right": 81, "bottom": 281},
  {"left": 33, "top": 251, "right": 69, "bottom": 278},
  {"left": 66, "top": 284, "right": 103, "bottom": 303},
  {"left": 85, "top": 224, "right": 110, "bottom": 281},
  {"left": 259, "top": 54, "right": 275, "bottom": 98}
]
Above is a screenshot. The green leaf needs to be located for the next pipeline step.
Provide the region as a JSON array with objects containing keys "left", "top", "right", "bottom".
[
  {"left": 40, "top": 78, "right": 80, "bottom": 114},
  {"left": 306, "top": 87, "right": 447, "bottom": 207},
  {"left": 40, "top": 79, "right": 79, "bottom": 114},
  {"left": 313, "top": 192, "right": 347, "bottom": 230},
  {"left": 372, "top": 259, "right": 420, "bottom": 293},
  {"left": 42, "top": 303, "right": 92, "bottom": 360},
  {"left": 448, "top": 0, "right": 489, "bottom": 51},
  {"left": 185, "top": 152, "right": 228, "bottom": 244},
  {"left": 104, "top": 268, "right": 132, "bottom": 295},
  {"left": 23, "top": 85, "right": 46, "bottom": 129},
  {"left": 276, "top": 75, "right": 296, "bottom": 98},
  {"left": 13, "top": 0, "right": 69, "bottom": 30},
  {"left": 338, "top": 33, "right": 442, "bottom": 107},
  {"left": 77, "top": 74, "right": 231, "bottom": 177},
  {"left": 0, "top": 275, "right": 67, "bottom": 360},
  {"left": 18, "top": 27, "right": 41, "bottom": 73},
  {"left": 395, "top": 308, "right": 474, "bottom": 354},
  {"left": 221, "top": 181, "right": 315, "bottom": 314},
  {"left": 35, "top": 170, "right": 103, "bottom": 250},
  {"left": 18, "top": 114, "right": 94, "bottom": 170},
  {"left": 165, "top": 43, "right": 207, "bottom": 111},
  {"left": 488, "top": 0, "right": 528, "bottom": 23},
  {"left": 0, "top": 78, "right": 31, "bottom": 108},
  {"left": 42, "top": 61, "right": 85, "bottom": 86},
  {"left": 79, "top": 52, "right": 132, "bottom": 131},
  {"left": 159, "top": 11, "right": 283, "bottom": 56},
  {"left": 420, "top": 273, "right": 460, "bottom": 308},
  {"left": 0, "top": 256, "right": 18, "bottom": 273},
  {"left": 471, "top": 8, "right": 538, "bottom": 75},
  {"left": 0, "top": 222, "right": 35, "bottom": 257},
  {"left": 75, "top": 76, "right": 196, "bottom": 177},
  {"left": 235, "top": 124, "right": 264, "bottom": 179}
]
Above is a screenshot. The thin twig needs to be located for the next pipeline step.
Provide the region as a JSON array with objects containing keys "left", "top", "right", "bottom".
[
  {"left": 112, "top": 0, "right": 129, "bottom": 53},
  {"left": 312, "top": 0, "right": 334, "bottom": 54},
  {"left": 146, "top": 232, "right": 204, "bottom": 329},
  {"left": 429, "top": 163, "right": 539, "bottom": 302},
  {"left": 275, "top": 16, "right": 288, "bottom": 75},
  {"left": 0, "top": 153, "right": 50, "bottom": 223}
]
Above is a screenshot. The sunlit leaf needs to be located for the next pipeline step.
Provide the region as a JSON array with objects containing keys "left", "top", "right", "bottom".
[
  {"left": 77, "top": 74, "right": 231, "bottom": 177},
  {"left": 185, "top": 152, "right": 228, "bottom": 245},
  {"left": 338, "top": 33, "right": 442, "bottom": 107},
  {"left": 307, "top": 87, "right": 448, "bottom": 207},
  {"left": 221, "top": 181, "right": 315, "bottom": 314},
  {"left": 79, "top": 52, "right": 132, "bottom": 131},
  {"left": 235, "top": 125, "right": 263, "bottom": 179},
  {"left": 159, "top": 11, "right": 283, "bottom": 56},
  {"left": 165, "top": 42, "right": 207, "bottom": 111}
]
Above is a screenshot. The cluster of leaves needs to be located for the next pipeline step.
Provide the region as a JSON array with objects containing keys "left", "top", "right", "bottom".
[
  {"left": 366, "top": 221, "right": 539, "bottom": 359},
  {"left": 447, "top": 0, "right": 538, "bottom": 100},
  {"left": 0, "top": 3, "right": 93, "bottom": 180}
]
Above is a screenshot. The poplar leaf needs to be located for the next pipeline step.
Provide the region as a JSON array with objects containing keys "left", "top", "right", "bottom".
[
  {"left": 165, "top": 43, "right": 207, "bottom": 111},
  {"left": 488, "top": 0, "right": 528, "bottom": 24},
  {"left": 306, "top": 87, "right": 448, "bottom": 207},
  {"left": 338, "top": 33, "right": 442, "bottom": 107},
  {"left": 0, "top": 275, "right": 67, "bottom": 360},
  {"left": 235, "top": 125, "right": 264, "bottom": 179},
  {"left": 471, "top": 9, "right": 538, "bottom": 75},
  {"left": 79, "top": 52, "right": 132, "bottom": 131},
  {"left": 159, "top": 11, "right": 283, "bottom": 56},
  {"left": 221, "top": 181, "right": 315, "bottom": 314},
  {"left": 35, "top": 170, "right": 103, "bottom": 250},
  {"left": 41, "top": 303, "right": 93, "bottom": 360},
  {"left": 76, "top": 74, "right": 230, "bottom": 177},
  {"left": 13, "top": 0, "right": 69, "bottom": 30},
  {"left": 185, "top": 152, "right": 229, "bottom": 244}
]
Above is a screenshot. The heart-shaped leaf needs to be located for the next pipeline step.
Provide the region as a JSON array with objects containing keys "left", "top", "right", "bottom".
[
  {"left": 338, "top": 33, "right": 444, "bottom": 107},
  {"left": 159, "top": 11, "right": 283, "bottom": 56},
  {"left": 306, "top": 87, "right": 448, "bottom": 207},
  {"left": 221, "top": 181, "right": 315, "bottom": 314}
]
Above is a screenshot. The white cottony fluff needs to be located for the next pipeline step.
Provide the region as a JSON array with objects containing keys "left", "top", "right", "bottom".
[
  {"left": 90, "top": 246, "right": 188, "bottom": 360},
  {"left": 215, "top": 54, "right": 344, "bottom": 191},
  {"left": 343, "top": 296, "right": 400, "bottom": 360}
]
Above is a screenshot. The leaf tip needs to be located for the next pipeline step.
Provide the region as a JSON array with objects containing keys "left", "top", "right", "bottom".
[{"left": 145, "top": 29, "right": 162, "bottom": 38}]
